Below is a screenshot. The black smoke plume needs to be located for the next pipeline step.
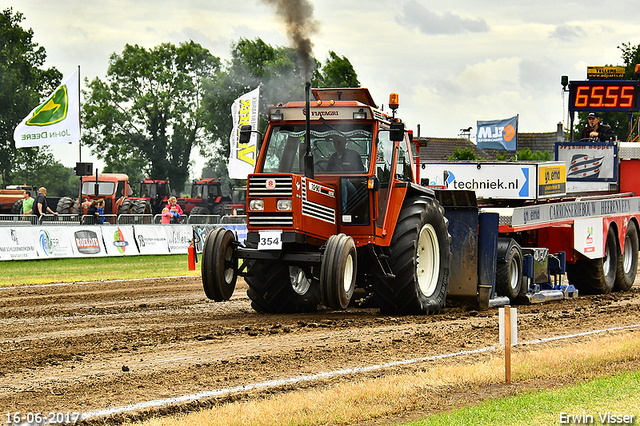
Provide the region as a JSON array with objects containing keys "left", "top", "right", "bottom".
[{"left": 261, "top": 0, "right": 319, "bottom": 81}]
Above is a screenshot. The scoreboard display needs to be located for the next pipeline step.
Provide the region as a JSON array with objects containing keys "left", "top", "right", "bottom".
[{"left": 569, "top": 80, "right": 639, "bottom": 112}]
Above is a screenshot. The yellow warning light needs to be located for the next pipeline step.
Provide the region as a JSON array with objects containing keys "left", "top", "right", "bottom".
[{"left": 389, "top": 93, "right": 399, "bottom": 110}]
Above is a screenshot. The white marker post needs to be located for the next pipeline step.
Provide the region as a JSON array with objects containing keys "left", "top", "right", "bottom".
[{"left": 499, "top": 305, "right": 518, "bottom": 384}]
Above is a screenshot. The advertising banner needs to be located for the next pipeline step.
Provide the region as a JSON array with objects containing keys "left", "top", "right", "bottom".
[
  {"left": 165, "top": 225, "right": 193, "bottom": 253},
  {"left": 34, "top": 227, "right": 75, "bottom": 258},
  {"left": 134, "top": 225, "right": 170, "bottom": 255},
  {"left": 476, "top": 115, "right": 518, "bottom": 150},
  {"left": 102, "top": 226, "right": 139, "bottom": 256},
  {"left": 69, "top": 226, "right": 108, "bottom": 257},
  {"left": 421, "top": 162, "right": 536, "bottom": 200},
  {"left": 0, "top": 227, "right": 40, "bottom": 260},
  {"left": 556, "top": 142, "right": 617, "bottom": 182},
  {"left": 228, "top": 87, "right": 260, "bottom": 179}
]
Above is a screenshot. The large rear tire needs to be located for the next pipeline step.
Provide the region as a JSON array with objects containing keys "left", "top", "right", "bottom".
[
  {"left": 320, "top": 234, "right": 357, "bottom": 310},
  {"left": 372, "top": 196, "right": 451, "bottom": 315},
  {"left": 118, "top": 198, "right": 133, "bottom": 215},
  {"left": 11, "top": 199, "right": 24, "bottom": 215},
  {"left": 56, "top": 196, "right": 75, "bottom": 214},
  {"left": 246, "top": 261, "right": 320, "bottom": 313},
  {"left": 496, "top": 242, "right": 523, "bottom": 300},
  {"left": 566, "top": 226, "right": 617, "bottom": 294},
  {"left": 615, "top": 221, "right": 638, "bottom": 291},
  {"left": 132, "top": 199, "right": 151, "bottom": 215},
  {"left": 201, "top": 228, "right": 237, "bottom": 301}
]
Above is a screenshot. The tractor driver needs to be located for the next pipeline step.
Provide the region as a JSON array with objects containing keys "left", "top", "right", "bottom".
[
  {"left": 326, "top": 135, "right": 365, "bottom": 173},
  {"left": 580, "top": 112, "right": 614, "bottom": 142}
]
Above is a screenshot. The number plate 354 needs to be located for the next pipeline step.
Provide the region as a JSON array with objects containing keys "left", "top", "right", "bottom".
[{"left": 258, "top": 231, "right": 282, "bottom": 250}]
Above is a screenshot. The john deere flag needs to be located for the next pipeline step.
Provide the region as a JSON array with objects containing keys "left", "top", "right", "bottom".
[
  {"left": 14, "top": 69, "right": 80, "bottom": 148},
  {"left": 476, "top": 115, "right": 518, "bottom": 150},
  {"left": 228, "top": 87, "right": 260, "bottom": 179}
]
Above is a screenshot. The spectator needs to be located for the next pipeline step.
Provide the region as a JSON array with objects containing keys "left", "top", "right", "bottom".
[
  {"left": 161, "top": 207, "right": 172, "bottom": 224},
  {"left": 97, "top": 199, "right": 105, "bottom": 224},
  {"left": 33, "top": 187, "right": 58, "bottom": 220},
  {"left": 22, "top": 191, "right": 34, "bottom": 215},
  {"left": 166, "top": 196, "right": 183, "bottom": 224},
  {"left": 85, "top": 200, "right": 100, "bottom": 225}
]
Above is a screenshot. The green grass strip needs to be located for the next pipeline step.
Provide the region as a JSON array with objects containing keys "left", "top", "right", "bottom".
[
  {"left": 0, "top": 254, "right": 199, "bottom": 286},
  {"left": 408, "top": 370, "right": 640, "bottom": 426}
]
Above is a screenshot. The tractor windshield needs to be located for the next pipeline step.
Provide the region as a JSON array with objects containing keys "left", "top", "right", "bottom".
[{"left": 262, "top": 123, "right": 372, "bottom": 174}]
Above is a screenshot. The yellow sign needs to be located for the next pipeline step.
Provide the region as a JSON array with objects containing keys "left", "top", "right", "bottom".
[
  {"left": 538, "top": 163, "right": 566, "bottom": 197},
  {"left": 587, "top": 66, "right": 626, "bottom": 79}
]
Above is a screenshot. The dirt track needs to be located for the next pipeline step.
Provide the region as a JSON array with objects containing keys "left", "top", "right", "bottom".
[{"left": 1, "top": 276, "right": 640, "bottom": 424}]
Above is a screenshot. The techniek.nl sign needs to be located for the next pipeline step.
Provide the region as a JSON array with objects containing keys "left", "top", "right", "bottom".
[{"left": 421, "top": 163, "right": 536, "bottom": 200}]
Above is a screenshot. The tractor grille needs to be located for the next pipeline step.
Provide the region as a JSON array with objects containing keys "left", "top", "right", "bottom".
[
  {"left": 248, "top": 212, "right": 294, "bottom": 227},
  {"left": 248, "top": 176, "right": 293, "bottom": 197},
  {"left": 248, "top": 175, "right": 294, "bottom": 227}
]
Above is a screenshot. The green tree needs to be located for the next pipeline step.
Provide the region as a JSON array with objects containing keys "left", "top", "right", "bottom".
[
  {"left": 82, "top": 41, "right": 221, "bottom": 192},
  {"left": 448, "top": 147, "right": 478, "bottom": 161},
  {"left": 316, "top": 51, "right": 360, "bottom": 88},
  {"left": 0, "top": 8, "right": 61, "bottom": 185},
  {"left": 11, "top": 148, "right": 79, "bottom": 196}
]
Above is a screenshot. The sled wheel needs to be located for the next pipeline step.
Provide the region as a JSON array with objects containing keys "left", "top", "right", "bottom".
[
  {"left": 320, "top": 234, "right": 357, "bottom": 310},
  {"left": 615, "top": 221, "right": 638, "bottom": 291},
  {"left": 496, "top": 243, "right": 523, "bottom": 300},
  {"left": 567, "top": 226, "right": 617, "bottom": 294},
  {"left": 372, "top": 196, "right": 451, "bottom": 315}
]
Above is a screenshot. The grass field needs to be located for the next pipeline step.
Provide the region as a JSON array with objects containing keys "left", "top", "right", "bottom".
[{"left": 0, "top": 255, "right": 199, "bottom": 286}]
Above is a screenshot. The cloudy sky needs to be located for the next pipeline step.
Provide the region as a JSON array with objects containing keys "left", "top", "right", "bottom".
[{"left": 11, "top": 0, "right": 639, "bottom": 173}]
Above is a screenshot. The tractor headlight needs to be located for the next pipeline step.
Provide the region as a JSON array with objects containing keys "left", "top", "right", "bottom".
[
  {"left": 277, "top": 199, "right": 292, "bottom": 211},
  {"left": 249, "top": 199, "right": 264, "bottom": 211}
]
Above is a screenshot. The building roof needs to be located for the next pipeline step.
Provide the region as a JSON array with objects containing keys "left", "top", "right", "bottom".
[{"left": 415, "top": 123, "right": 566, "bottom": 162}]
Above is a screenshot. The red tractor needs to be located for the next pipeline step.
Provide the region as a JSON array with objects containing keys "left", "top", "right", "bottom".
[
  {"left": 118, "top": 179, "right": 173, "bottom": 215},
  {"left": 201, "top": 86, "right": 451, "bottom": 315},
  {"left": 180, "top": 178, "right": 233, "bottom": 216},
  {"left": 56, "top": 173, "right": 135, "bottom": 217}
]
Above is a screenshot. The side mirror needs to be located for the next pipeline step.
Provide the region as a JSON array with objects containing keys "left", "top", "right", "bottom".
[
  {"left": 239, "top": 125, "right": 252, "bottom": 144},
  {"left": 389, "top": 121, "right": 405, "bottom": 141}
]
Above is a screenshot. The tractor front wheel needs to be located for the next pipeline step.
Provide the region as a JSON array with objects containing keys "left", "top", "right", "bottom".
[
  {"left": 201, "top": 228, "right": 238, "bottom": 301},
  {"left": 372, "top": 196, "right": 451, "bottom": 315}
]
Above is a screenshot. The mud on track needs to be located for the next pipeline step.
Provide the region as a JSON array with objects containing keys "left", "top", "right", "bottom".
[{"left": 1, "top": 276, "right": 639, "bottom": 423}]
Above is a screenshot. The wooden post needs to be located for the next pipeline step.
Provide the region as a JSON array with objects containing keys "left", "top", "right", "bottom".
[{"left": 505, "top": 305, "right": 511, "bottom": 385}]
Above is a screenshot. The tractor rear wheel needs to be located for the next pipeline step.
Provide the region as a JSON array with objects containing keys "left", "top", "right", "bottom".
[
  {"left": 566, "top": 226, "right": 617, "bottom": 294},
  {"left": 11, "top": 199, "right": 24, "bottom": 215},
  {"left": 320, "top": 234, "right": 357, "bottom": 310},
  {"left": 56, "top": 196, "right": 75, "bottom": 214},
  {"left": 132, "top": 199, "right": 152, "bottom": 215},
  {"left": 615, "top": 221, "right": 638, "bottom": 291},
  {"left": 118, "top": 198, "right": 133, "bottom": 215},
  {"left": 246, "top": 260, "right": 320, "bottom": 313},
  {"left": 372, "top": 196, "right": 451, "bottom": 315},
  {"left": 201, "top": 228, "right": 237, "bottom": 301},
  {"left": 190, "top": 206, "right": 210, "bottom": 216}
]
